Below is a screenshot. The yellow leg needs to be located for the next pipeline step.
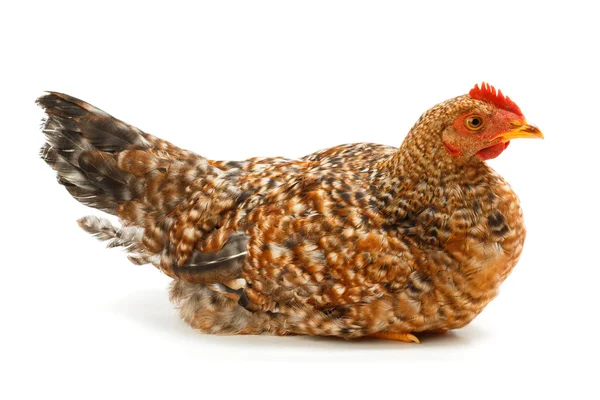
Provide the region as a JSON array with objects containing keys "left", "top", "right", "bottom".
[{"left": 370, "top": 331, "right": 420, "bottom": 344}]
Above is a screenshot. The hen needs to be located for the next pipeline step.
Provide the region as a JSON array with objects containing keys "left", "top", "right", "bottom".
[{"left": 39, "top": 83, "right": 542, "bottom": 343}]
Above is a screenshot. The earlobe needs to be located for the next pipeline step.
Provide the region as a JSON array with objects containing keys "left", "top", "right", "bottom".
[
  {"left": 442, "top": 128, "right": 462, "bottom": 157},
  {"left": 443, "top": 140, "right": 462, "bottom": 157}
]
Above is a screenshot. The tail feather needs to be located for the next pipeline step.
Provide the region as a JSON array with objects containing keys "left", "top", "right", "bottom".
[
  {"left": 39, "top": 92, "right": 243, "bottom": 278},
  {"left": 77, "top": 216, "right": 155, "bottom": 265},
  {"left": 38, "top": 92, "right": 150, "bottom": 214},
  {"left": 37, "top": 92, "right": 148, "bottom": 152}
]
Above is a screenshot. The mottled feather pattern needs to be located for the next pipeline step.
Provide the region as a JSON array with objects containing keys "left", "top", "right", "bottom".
[
  {"left": 77, "top": 216, "right": 153, "bottom": 265},
  {"left": 39, "top": 88, "right": 527, "bottom": 339}
]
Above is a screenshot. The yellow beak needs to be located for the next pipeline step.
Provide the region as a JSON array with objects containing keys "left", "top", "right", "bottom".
[{"left": 495, "top": 121, "right": 544, "bottom": 142}]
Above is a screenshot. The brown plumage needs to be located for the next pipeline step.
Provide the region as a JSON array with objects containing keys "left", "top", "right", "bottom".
[{"left": 39, "top": 83, "right": 543, "bottom": 343}]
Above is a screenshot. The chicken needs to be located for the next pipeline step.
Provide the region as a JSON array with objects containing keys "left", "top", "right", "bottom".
[{"left": 39, "top": 83, "right": 543, "bottom": 343}]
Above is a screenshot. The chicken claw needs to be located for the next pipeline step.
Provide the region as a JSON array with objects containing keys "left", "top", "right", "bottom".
[{"left": 370, "top": 331, "right": 421, "bottom": 344}]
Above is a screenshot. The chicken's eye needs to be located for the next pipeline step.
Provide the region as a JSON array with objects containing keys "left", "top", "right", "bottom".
[{"left": 465, "top": 115, "right": 485, "bottom": 131}]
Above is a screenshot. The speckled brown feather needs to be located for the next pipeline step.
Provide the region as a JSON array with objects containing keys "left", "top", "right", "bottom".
[{"left": 39, "top": 90, "right": 527, "bottom": 339}]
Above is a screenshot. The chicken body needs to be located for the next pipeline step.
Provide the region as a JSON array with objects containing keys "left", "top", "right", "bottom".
[{"left": 40, "top": 86, "right": 537, "bottom": 340}]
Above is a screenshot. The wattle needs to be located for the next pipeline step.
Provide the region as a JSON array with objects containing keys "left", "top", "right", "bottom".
[{"left": 476, "top": 141, "right": 510, "bottom": 160}]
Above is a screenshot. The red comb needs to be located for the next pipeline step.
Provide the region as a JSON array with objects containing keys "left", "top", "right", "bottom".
[{"left": 469, "top": 82, "right": 523, "bottom": 116}]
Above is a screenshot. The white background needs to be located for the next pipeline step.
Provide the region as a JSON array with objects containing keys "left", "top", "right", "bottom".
[{"left": 1, "top": 1, "right": 599, "bottom": 399}]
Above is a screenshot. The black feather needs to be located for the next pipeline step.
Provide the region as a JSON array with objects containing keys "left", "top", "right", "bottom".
[{"left": 38, "top": 92, "right": 150, "bottom": 213}]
